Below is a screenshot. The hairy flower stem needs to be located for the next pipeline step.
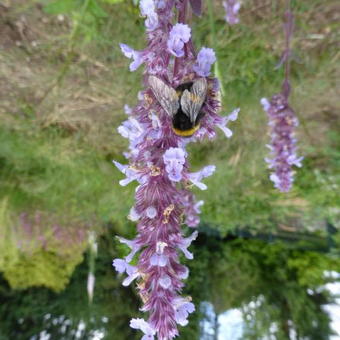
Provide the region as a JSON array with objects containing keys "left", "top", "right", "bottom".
[
  {"left": 282, "top": 0, "right": 293, "bottom": 98},
  {"left": 114, "top": 1, "right": 239, "bottom": 338},
  {"left": 261, "top": 0, "right": 302, "bottom": 192}
]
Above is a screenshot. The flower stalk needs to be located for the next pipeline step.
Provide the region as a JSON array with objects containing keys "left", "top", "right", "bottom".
[
  {"left": 261, "top": 0, "right": 303, "bottom": 192},
  {"left": 113, "top": 1, "right": 238, "bottom": 339}
]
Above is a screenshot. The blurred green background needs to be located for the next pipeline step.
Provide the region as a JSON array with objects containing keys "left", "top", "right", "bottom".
[{"left": 0, "top": 0, "right": 339, "bottom": 339}]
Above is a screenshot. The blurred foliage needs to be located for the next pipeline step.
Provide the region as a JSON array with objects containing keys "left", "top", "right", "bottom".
[
  {"left": 1, "top": 229, "right": 339, "bottom": 339},
  {"left": 0, "top": 227, "right": 142, "bottom": 340},
  {"left": 188, "top": 234, "right": 340, "bottom": 339},
  {"left": 0, "top": 206, "right": 88, "bottom": 291}
]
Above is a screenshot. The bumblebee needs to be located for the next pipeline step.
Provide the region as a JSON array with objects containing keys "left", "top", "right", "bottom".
[{"left": 149, "top": 76, "right": 208, "bottom": 137}]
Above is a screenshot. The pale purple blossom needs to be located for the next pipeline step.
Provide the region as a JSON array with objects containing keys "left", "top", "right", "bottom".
[
  {"left": 150, "top": 253, "right": 168, "bottom": 267},
  {"left": 145, "top": 206, "right": 157, "bottom": 218},
  {"left": 184, "top": 199, "right": 204, "bottom": 227},
  {"left": 113, "top": 161, "right": 148, "bottom": 186},
  {"left": 216, "top": 108, "right": 239, "bottom": 138},
  {"left": 159, "top": 275, "right": 172, "bottom": 289},
  {"left": 122, "top": 266, "right": 140, "bottom": 286},
  {"left": 130, "top": 318, "right": 156, "bottom": 340},
  {"left": 177, "top": 266, "right": 189, "bottom": 279},
  {"left": 193, "top": 47, "right": 216, "bottom": 77},
  {"left": 112, "top": 258, "right": 136, "bottom": 277},
  {"left": 124, "top": 104, "right": 133, "bottom": 115},
  {"left": 173, "top": 298, "right": 195, "bottom": 326},
  {"left": 167, "top": 23, "right": 191, "bottom": 57},
  {"left": 120, "top": 43, "right": 146, "bottom": 71},
  {"left": 117, "top": 117, "right": 144, "bottom": 142},
  {"left": 128, "top": 206, "right": 140, "bottom": 221},
  {"left": 140, "top": 0, "right": 159, "bottom": 31},
  {"left": 186, "top": 165, "right": 216, "bottom": 190},
  {"left": 116, "top": 236, "right": 141, "bottom": 263},
  {"left": 223, "top": 0, "right": 241, "bottom": 25},
  {"left": 156, "top": 0, "right": 166, "bottom": 9},
  {"left": 163, "top": 147, "right": 186, "bottom": 182},
  {"left": 177, "top": 231, "right": 198, "bottom": 259}
]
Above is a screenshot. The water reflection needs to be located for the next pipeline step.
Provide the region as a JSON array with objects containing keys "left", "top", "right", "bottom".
[{"left": 0, "top": 230, "right": 339, "bottom": 340}]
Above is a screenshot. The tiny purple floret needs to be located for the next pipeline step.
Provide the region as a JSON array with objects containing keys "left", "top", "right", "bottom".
[
  {"left": 193, "top": 47, "right": 216, "bottom": 77},
  {"left": 167, "top": 23, "right": 191, "bottom": 57}
]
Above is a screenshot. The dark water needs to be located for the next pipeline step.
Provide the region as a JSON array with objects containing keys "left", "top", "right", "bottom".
[{"left": 1, "top": 228, "right": 339, "bottom": 340}]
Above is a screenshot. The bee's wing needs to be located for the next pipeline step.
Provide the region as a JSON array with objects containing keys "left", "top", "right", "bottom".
[
  {"left": 149, "top": 76, "right": 179, "bottom": 117},
  {"left": 180, "top": 78, "right": 207, "bottom": 123}
]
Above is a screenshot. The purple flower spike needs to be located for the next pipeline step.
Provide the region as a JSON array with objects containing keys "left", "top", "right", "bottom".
[
  {"left": 262, "top": 4, "right": 302, "bottom": 192},
  {"left": 115, "top": 1, "right": 238, "bottom": 338},
  {"left": 261, "top": 94, "right": 302, "bottom": 192},
  {"left": 167, "top": 23, "right": 191, "bottom": 57},
  {"left": 163, "top": 147, "right": 186, "bottom": 182},
  {"left": 193, "top": 47, "right": 216, "bottom": 77},
  {"left": 223, "top": 0, "right": 241, "bottom": 25}
]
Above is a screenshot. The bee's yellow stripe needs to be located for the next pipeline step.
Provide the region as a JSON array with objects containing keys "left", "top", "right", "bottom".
[{"left": 172, "top": 124, "right": 200, "bottom": 137}]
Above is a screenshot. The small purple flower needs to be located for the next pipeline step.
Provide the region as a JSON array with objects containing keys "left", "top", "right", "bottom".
[
  {"left": 223, "top": 0, "right": 241, "bottom": 25},
  {"left": 167, "top": 23, "right": 191, "bottom": 57},
  {"left": 112, "top": 259, "right": 139, "bottom": 286},
  {"left": 159, "top": 275, "right": 172, "bottom": 289},
  {"left": 193, "top": 47, "right": 216, "bottom": 77},
  {"left": 163, "top": 147, "right": 186, "bottom": 182},
  {"left": 112, "top": 258, "right": 128, "bottom": 273},
  {"left": 128, "top": 206, "right": 140, "bottom": 221},
  {"left": 173, "top": 298, "right": 195, "bottom": 326},
  {"left": 216, "top": 108, "right": 239, "bottom": 138},
  {"left": 113, "top": 161, "right": 148, "bottom": 186},
  {"left": 140, "top": 0, "right": 159, "bottom": 31},
  {"left": 150, "top": 253, "right": 168, "bottom": 267},
  {"left": 130, "top": 318, "right": 156, "bottom": 340},
  {"left": 184, "top": 199, "right": 204, "bottom": 227},
  {"left": 116, "top": 236, "right": 142, "bottom": 263},
  {"left": 187, "top": 165, "right": 216, "bottom": 190},
  {"left": 177, "top": 231, "right": 198, "bottom": 259},
  {"left": 124, "top": 104, "right": 133, "bottom": 115},
  {"left": 120, "top": 43, "right": 146, "bottom": 72},
  {"left": 117, "top": 117, "right": 144, "bottom": 142},
  {"left": 145, "top": 206, "right": 157, "bottom": 218}
]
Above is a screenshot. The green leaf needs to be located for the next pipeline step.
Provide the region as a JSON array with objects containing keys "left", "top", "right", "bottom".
[
  {"left": 89, "top": 0, "right": 108, "bottom": 18},
  {"left": 43, "top": 0, "right": 78, "bottom": 14}
]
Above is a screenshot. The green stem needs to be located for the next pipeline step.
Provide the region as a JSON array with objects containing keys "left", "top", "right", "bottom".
[{"left": 207, "top": 0, "right": 225, "bottom": 97}]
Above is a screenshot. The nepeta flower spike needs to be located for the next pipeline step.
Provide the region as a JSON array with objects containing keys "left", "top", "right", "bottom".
[
  {"left": 113, "top": 1, "right": 238, "bottom": 339},
  {"left": 261, "top": 0, "right": 302, "bottom": 192}
]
